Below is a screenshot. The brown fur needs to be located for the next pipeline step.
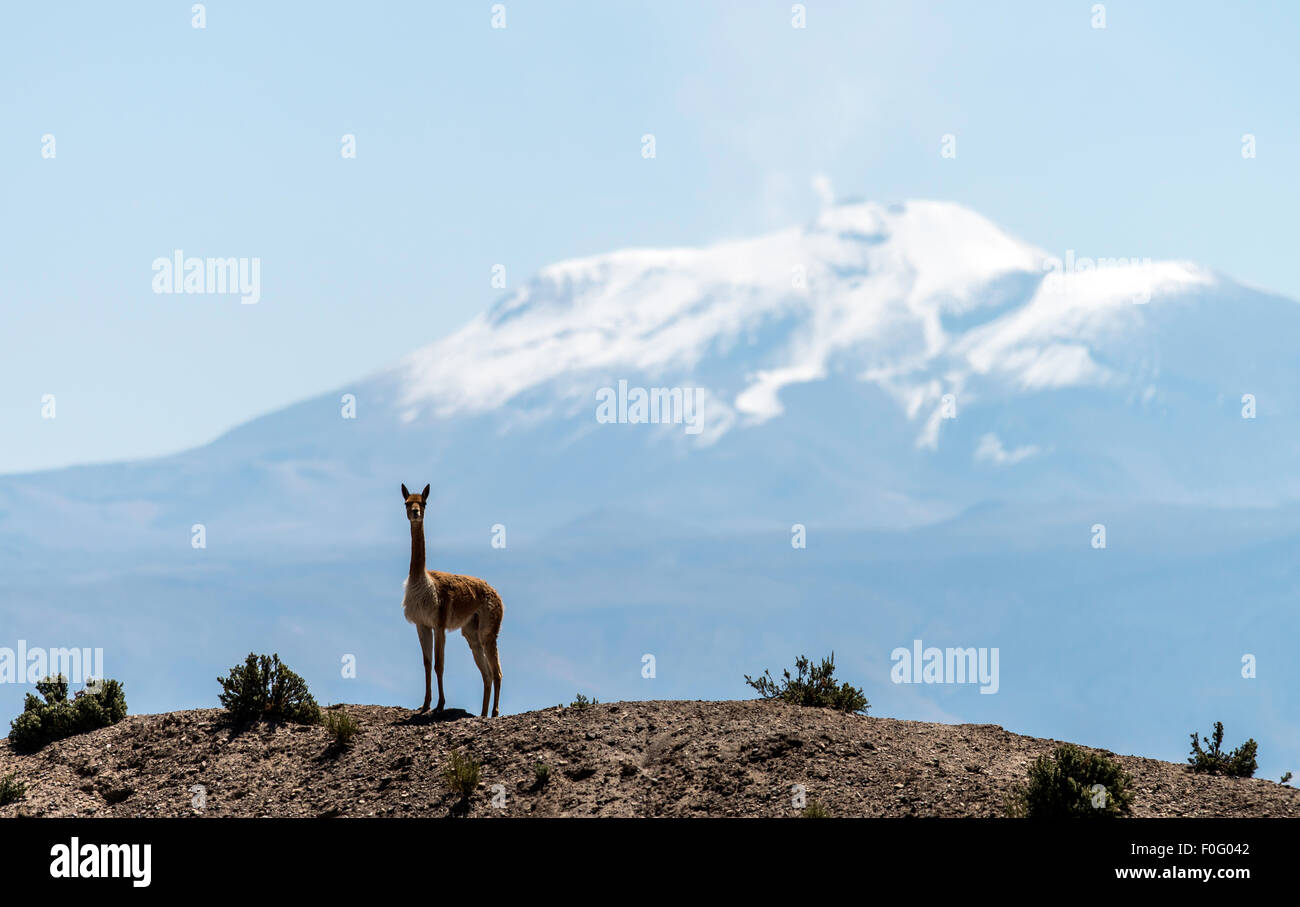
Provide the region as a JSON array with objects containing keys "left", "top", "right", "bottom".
[{"left": 401, "top": 483, "right": 504, "bottom": 717}]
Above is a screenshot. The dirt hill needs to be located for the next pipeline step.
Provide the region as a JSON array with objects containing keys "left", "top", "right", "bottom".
[{"left": 1, "top": 700, "right": 1295, "bottom": 818}]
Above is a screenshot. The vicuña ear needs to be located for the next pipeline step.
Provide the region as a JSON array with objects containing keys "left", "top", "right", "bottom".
[
  {"left": 401, "top": 484, "right": 410, "bottom": 499},
  {"left": 420, "top": 484, "right": 430, "bottom": 502}
]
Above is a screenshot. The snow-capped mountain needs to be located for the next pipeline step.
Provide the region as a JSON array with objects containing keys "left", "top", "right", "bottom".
[
  {"left": 394, "top": 199, "right": 1231, "bottom": 447},
  {"left": 398, "top": 201, "right": 1049, "bottom": 430},
  {"left": 10, "top": 198, "right": 1295, "bottom": 554},
  {"left": 3, "top": 200, "right": 1298, "bottom": 780}
]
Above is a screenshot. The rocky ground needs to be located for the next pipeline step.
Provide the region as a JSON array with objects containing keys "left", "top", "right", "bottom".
[{"left": 1, "top": 699, "right": 1295, "bottom": 818}]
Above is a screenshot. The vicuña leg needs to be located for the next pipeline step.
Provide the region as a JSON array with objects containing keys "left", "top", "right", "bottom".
[
  {"left": 468, "top": 644, "right": 492, "bottom": 717},
  {"left": 481, "top": 633, "right": 503, "bottom": 718},
  {"left": 462, "top": 617, "right": 491, "bottom": 717},
  {"left": 417, "top": 625, "right": 433, "bottom": 712},
  {"left": 434, "top": 627, "right": 447, "bottom": 712}
]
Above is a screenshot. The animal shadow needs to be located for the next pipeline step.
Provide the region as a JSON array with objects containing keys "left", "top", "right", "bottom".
[{"left": 398, "top": 707, "right": 474, "bottom": 726}]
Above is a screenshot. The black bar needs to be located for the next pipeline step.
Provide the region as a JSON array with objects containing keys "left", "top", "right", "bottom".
[{"left": 0, "top": 817, "right": 1281, "bottom": 893}]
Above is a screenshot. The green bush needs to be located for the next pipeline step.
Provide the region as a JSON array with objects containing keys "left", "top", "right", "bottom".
[
  {"left": 217, "top": 653, "right": 320, "bottom": 726},
  {"left": 568, "top": 693, "right": 597, "bottom": 710},
  {"left": 1188, "top": 721, "right": 1257, "bottom": 778},
  {"left": 801, "top": 798, "right": 830, "bottom": 818},
  {"left": 8, "top": 676, "right": 128, "bottom": 752},
  {"left": 0, "top": 773, "right": 27, "bottom": 806},
  {"left": 533, "top": 763, "right": 551, "bottom": 788},
  {"left": 1006, "top": 744, "right": 1135, "bottom": 818},
  {"left": 442, "top": 749, "right": 481, "bottom": 799},
  {"left": 323, "top": 709, "right": 359, "bottom": 747},
  {"left": 744, "top": 653, "right": 869, "bottom": 714}
]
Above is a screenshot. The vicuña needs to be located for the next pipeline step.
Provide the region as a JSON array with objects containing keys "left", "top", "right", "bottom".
[{"left": 400, "top": 483, "right": 504, "bottom": 717}]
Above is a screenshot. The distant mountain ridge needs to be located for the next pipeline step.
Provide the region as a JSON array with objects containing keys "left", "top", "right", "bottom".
[{"left": 7, "top": 198, "right": 1296, "bottom": 551}]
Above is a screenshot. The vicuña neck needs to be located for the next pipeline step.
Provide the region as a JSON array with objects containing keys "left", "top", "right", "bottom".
[{"left": 409, "top": 521, "right": 426, "bottom": 579}]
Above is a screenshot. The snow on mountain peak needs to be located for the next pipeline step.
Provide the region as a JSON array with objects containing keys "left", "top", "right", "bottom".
[{"left": 394, "top": 200, "right": 1217, "bottom": 444}]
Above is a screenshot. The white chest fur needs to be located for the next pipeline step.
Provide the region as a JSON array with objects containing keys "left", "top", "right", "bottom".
[{"left": 402, "top": 573, "right": 440, "bottom": 627}]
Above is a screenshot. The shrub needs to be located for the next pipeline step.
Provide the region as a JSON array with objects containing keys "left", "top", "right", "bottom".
[
  {"left": 217, "top": 653, "right": 320, "bottom": 726},
  {"left": 0, "top": 773, "right": 27, "bottom": 806},
  {"left": 569, "top": 693, "right": 597, "bottom": 710},
  {"left": 323, "top": 709, "right": 359, "bottom": 747},
  {"left": 744, "top": 653, "right": 869, "bottom": 714},
  {"left": 1188, "top": 722, "right": 1257, "bottom": 778},
  {"left": 1281, "top": 771, "right": 1293, "bottom": 785},
  {"left": 1006, "top": 744, "right": 1134, "bottom": 818},
  {"left": 533, "top": 763, "right": 550, "bottom": 788},
  {"left": 801, "top": 799, "right": 830, "bottom": 818},
  {"left": 8, "top": 676, "right": 128, "bottom": 752},
  {"left": 442, "top": 749, "right": 481, "bottom": 799}
]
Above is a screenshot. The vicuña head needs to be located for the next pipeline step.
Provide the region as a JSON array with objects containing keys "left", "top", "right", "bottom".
[
  {"left": 399, "top": 482, "right": 505, "bottom": 717},
  {"left": 401, "top": 483, "right": 429, "bottom": 523}
]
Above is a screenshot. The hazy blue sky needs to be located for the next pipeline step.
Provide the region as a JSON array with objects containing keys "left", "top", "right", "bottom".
[{"left": 2, "top": 1, "right": 1296, "bottom": 474}]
